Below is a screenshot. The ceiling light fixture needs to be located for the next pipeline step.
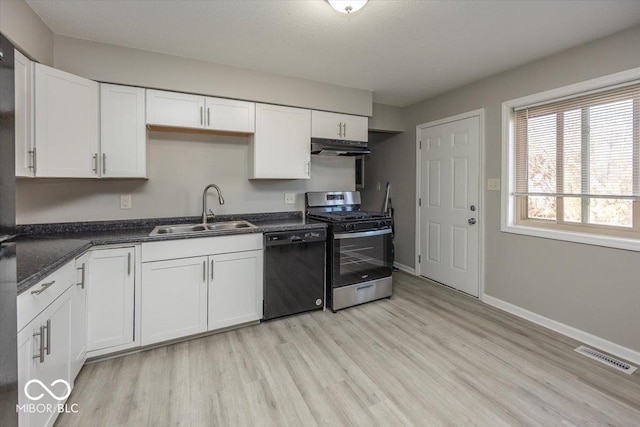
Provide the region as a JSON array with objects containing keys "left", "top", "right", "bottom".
[{"left": 328, "top": 0, "right": 368, "bottom": 14}]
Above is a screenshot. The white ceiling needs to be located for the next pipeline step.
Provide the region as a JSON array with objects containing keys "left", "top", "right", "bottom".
[{"left": 26, "top": 0, "right": 640, "bottom": 107}]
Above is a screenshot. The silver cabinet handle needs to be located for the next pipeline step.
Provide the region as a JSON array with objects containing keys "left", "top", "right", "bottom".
[
  {"left": 28, "top": 147, "right": 37, "bottom": 175},
  {"left": 202, "top": 260, "right": 206, "bottom": 282},
  {"left": 210, "top": 259, "right": 214, "bottom": 280},
  {"left": 343, "top": 122, "right": 347, "bottom": 138},
  {"left": 92, "top": 153, "right": 98, "bottom": 174},
  {"left": 77, "top": 263, "right": 86, "bottom": 288},
  {"left": 306, "top": 161, "right": 310, "bottom": 176},
  {"left": 207, "top": 107, "right": 211, "bottom": 126},
  {"left": 33, "top": 325, "right": 45, "bottom": 363},
  {"left": 102, "top": 153, "right": 106, "bottom": 174},
  {"left": 127, "top": 252, "right": 131, "bottom": 276},
  {"left": 45, "top": 319, "right": 51, "bottom": 355},
  {"left": 200, "top": 106, "right": 203, "bottom": 125},
  {"left": 338, "top": 122, "right": 342, "bottom": 137},
  {"left": 31, "top": 280, "right": 55, "bottom": 295}
]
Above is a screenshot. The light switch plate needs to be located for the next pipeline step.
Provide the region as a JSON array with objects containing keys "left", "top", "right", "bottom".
[
  {"left": 487, "top": 178, "right": 501, "bottom": 191},
  {"left": 120, "top": 194, "right": 132, "bottom": 209},
  {"left": 284, "top": 193, "right": 296, "bottom": 204}
]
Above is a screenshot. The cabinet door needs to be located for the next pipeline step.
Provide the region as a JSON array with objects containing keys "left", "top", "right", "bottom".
[
  {"left": 141, "top": 257, "right": 208, "bottom": 345},
  {"left": 18, "top": 290, "right": 72, "bottom": 427},
  {"left": 69, "top": 255, "right": 88, "bottom": 381},
  {"left": 34, "top": 63, "right": 99, "bottom": 178},
  {"left": 341, "top": 114, "right": 369, "bottom": 142},
  {"left": 311, "top": 110, "right": 343, "bottom": 140},
  {"left": 86, "top": 247, "right": 135, "bottom": 351},
  {"left": 146, "top": 89, "right": 204, "bottom": 129},
  {"left": 100, "top": 84, "right": 146, "bottom": 177},
  {"left": 250, "top": 104, "right": 311, "bottom": 179},
  {"left": 209, "top": 250, "right": 263, "bottom": 331},
  {"left": 204, "top": 97, "right": 255, "bottom": 133},
  {"left": 15, "top": 49, "right": 34, "bottom": 177}
]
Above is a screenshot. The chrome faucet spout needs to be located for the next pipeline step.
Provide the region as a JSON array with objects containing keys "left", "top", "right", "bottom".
[{"left": 202, "top": 184, "right": 225, "bottom": 224}]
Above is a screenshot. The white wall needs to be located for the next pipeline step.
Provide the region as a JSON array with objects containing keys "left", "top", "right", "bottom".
[
  {"left": 17, "top": 132, "right": 354, "bottom": 224},
  {"left": 0, "top": 0, "right": 53, "bottom": 65},
  {"left": 53, "top": 35, "right": 372, "bottom": 116},
  {"left": 365, "top": 24, "right": 640, "bottom": 353}
]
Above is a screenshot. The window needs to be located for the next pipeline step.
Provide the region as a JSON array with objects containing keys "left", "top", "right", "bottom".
[{"left": 503, "top": 72, "right": 640, "bottom": 250}]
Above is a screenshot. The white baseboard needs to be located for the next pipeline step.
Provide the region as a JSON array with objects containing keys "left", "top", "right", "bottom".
[
  {"left": 482, "top": 294, "right": 640, "bottom": 366},
  {"left": 394, "top": 262, "right": 416, "bottom": 275}
]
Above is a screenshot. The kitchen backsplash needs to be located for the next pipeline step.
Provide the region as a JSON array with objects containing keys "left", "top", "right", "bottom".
[{"left": 16, "top": 131, "right": 355, "bottom": 224}]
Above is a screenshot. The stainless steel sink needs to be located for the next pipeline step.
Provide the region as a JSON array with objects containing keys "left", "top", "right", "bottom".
[{"left": 149, "top": 220, "right": 257, "bottom": 236}]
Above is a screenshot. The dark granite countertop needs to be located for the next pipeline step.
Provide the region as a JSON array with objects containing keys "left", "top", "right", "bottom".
[{"left": 17, "top": 211, "right": 325, "bottom": 294}]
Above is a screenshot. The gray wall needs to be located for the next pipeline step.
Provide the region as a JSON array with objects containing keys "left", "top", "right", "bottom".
[
  {"left": 0, "top": 0, "right": 53, "bottom": 65},
  {"left": 17, "top": 132, "right": 354, "bottom": 224},
  {"left": 366, "top": 24, "right": 640, "bottom": 353},
  {"left": 53, "top": 35, "right": 372, "bottom": 116}
]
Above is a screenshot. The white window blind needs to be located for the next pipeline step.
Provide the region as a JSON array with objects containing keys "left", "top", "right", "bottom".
[{"left": 513, "top": 82, "right": 640, "bottom": 229}]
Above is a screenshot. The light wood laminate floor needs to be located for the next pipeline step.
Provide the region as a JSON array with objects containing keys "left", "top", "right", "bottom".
[{"left": 56, "top": 272, "right": 640, "bottom": 426}]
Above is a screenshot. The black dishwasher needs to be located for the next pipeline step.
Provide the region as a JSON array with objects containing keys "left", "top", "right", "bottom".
[{"left": 264, "top": 229, "right": 326, "bottom": 320}]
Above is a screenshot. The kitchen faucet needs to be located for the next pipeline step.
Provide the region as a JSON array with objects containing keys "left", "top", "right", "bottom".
[{"left": 202, "top": 184, "right": 225, "bottom": 224}]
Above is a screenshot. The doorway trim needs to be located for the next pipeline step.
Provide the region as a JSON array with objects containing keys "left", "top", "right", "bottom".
[{"left": 415, "top": 108, "right": 485, "bottom": 297}]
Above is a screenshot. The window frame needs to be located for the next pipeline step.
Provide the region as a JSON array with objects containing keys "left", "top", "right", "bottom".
[{"left": 502, "top": 67, "right": 640, "bottom": 252}]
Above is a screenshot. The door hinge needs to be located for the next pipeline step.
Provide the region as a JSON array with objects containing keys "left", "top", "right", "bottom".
[
  {"left": 419, "top": 140, "right": 422, "bottom": 149},
  {"left": 418, "top": 255, "right": 421, "bottom": 263},
  {"left": 418, "top": 198, "right": 421, "bottom": 207}
]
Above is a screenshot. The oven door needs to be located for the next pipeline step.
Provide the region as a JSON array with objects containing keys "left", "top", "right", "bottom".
[{"left": 331, "top": 228, "right": 393, "bottom": 288}]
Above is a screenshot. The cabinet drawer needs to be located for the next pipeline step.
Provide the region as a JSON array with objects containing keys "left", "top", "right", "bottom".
[
  {"left": 142, "top": 233, "right": 262, "bottom": 262},
  {"left": 17, "top": 261, "right": 76, "bottom": 332}
]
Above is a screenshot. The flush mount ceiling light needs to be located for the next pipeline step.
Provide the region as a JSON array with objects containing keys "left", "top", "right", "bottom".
[{"left": 328, "top": 0, "right": 368, "bottom": 14}]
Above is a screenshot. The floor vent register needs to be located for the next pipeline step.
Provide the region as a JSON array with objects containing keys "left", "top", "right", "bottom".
[{"left": 574, "top": 345, "right": 637, "bottom": 374}]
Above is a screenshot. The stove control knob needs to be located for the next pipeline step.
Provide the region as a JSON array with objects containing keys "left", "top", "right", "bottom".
[{"left": 346, "top": 223, "right": 356, "bottom": 231}]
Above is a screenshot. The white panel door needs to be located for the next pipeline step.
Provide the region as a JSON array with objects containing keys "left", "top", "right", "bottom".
[
  {"left": 34, "top": 63, "right": 99, "bottom": 177},
  {"left": 15, "top": 49, "right": 34, "bottom": 177},
  {"left": 251, "top": 104, "right": 311, "bottom": 179},
  {"left": 204, "top": 97, "right": 255, "bottom": 133},
  {"left": 311, "top": 110, "right": 343, "bottom": 140},
  {"left": 100, "top": 84, "right": 146, "bottom": 177},
  {"left": 209, "top": 250, "right": 263, "bottom": 331},
  {"left": 141, "top": 257, "right": 208, "bottom": 345},
  {"left": 419, "top": 116, "right": 480, "bottom": 296},
  {"left": 146, "top": 89, "right": 204, "bottom": 129},
  {"left": 341, "top": 114, "right": 369, "bottom": 142},
  {"left": 87, "top": 247, "right": 135, "bottom": 351}
]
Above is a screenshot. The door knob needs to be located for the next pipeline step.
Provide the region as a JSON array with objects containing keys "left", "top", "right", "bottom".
[
  {"left": 468, "top": 218, "right": 477, "bottom": 225},
  {"left": 470, "top": 205, "right": 476, "bottom": 211}
]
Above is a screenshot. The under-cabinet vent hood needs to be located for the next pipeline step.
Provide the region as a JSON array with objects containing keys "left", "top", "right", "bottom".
[{"left": 311, "top": 138, "right": 370, "bottom": 156}]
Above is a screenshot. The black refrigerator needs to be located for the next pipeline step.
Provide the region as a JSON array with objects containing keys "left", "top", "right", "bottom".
[{"left": 0, "top": 32, "right": 18, "bottom": 426}]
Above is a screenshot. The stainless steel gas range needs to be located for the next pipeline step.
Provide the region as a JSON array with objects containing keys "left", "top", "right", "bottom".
[{"left": 305, "top": 191, "right": 393, "bottom": 311}]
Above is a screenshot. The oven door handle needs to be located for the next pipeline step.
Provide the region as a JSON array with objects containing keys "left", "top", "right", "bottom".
[{"left": 333, "top": 228, "right": 392, "bottom": 240}]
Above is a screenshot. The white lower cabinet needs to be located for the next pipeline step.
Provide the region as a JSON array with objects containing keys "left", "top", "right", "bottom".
[
  {"left": 141, "top": 256, "right": 208, "bottom": 345},
  {"left": 140, "top": 234, "right": 263, "bottom": 346},
  {"left": 69, "top": 253, "right": 89, "bottom": 380},
  {"left": 86, "top": 247, "right": 135, "bottom": 352},
  {"left": 209, "top": 250, "right": 263, "bottom": 330},
  {"left": 18, "top": 286, "right": 72, "bottom": 427}
]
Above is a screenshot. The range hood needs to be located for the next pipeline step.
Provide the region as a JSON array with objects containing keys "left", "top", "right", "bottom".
[{"left": 311, "top": 138, "right": 370, "bottom": 156}]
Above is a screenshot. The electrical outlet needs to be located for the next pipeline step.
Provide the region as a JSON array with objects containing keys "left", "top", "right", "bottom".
[
  {"left": 284, "top": 193, "right": 296, "bottom": 204},
  {"left": 120, "top": 194, "right": 132, "bottom": 209},
  {"left": 487, "top": 178, "right": 501, "bottom": 191}
]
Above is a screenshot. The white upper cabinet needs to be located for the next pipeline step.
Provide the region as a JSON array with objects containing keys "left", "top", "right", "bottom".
[
  {"left": 204, "top": 96, "right": 255, "bottom": 133},
  {"left": 250, "top": 103, "right": 311, "bottom": 179},
  {"left": 34, "top": 63, "right": 99, "bottom": 178},
  {"left": 146, "top": 89, "right": 255, "bottom": 133},
  {"left": 100, "top": 84, "right": 146, "bottom": 178},
  {"left": 15, "top": 49, "right": 34, "bottom": 177},
  {"left": 146, "top": 89, "right": 204, "bottom": 129},
  {"left": 311, "top": 110, "right": 368, "bottom": 142}
]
